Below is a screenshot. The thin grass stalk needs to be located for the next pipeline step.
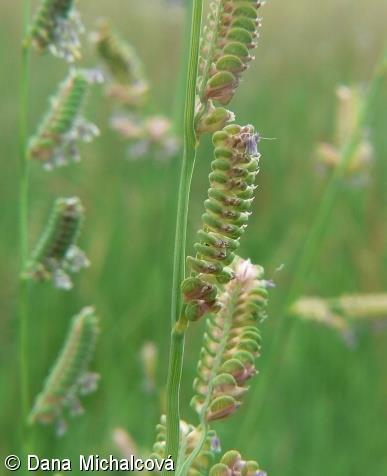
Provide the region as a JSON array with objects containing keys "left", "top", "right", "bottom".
[
  {"left": 287, "top": 49, "right": 386, "bottom": 303},
  {"left": 170, "top": 0, "right": 203, "bottom": 326},
  {"left": 164, "top": 0, "right": 203, "bottom": 472},
  {"left": 18, "top": 0, "right": 31, "bottom": 447},
  {"left": 238, "top": 48, "right": 387, "bottom": 447}
]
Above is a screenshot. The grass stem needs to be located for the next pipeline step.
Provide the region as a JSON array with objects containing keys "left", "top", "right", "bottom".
[
  {"left": 164, "top": 0, "right": 203, "bottom": 472},
  {"left": 18, "top": 0, "right": 31, "bottom": 453}
]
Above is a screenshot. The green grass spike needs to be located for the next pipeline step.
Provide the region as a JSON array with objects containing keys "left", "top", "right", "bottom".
[
  {"left": 191, "top": 257, "right": 269, "bottom": 422},
  {"left": 182, "top": 125, "right": 261, "bottom": 321},
  {"left": 27, "top": 197, "right": 89, "bottom": 290},
  {"left": 28, "top": 0, "right": 84, "bottom": 62},
  {"left": 28, "top": 69, "right": 101, "bottom": 170},
  {"left": 29, "top": 307, "right": 100, "bottom": 436}
]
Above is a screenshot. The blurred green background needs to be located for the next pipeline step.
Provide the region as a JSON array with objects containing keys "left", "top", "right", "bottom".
[{"left": 1, "top": 0, "right": 387, "bottom": 474}]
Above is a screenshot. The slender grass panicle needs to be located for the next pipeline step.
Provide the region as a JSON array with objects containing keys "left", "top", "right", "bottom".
[
  {"left": 28, "top": 68, "right": 102, "bottom": 170},
  {"left": 209, "top": 450, "right": 266, "bottom": 476},
  {"left": 182, "top": 124, "right": 261, "bottom": 322},
  {"left": 93, "top": 20, "right": 179, "bottom": 160},
  {"left": 28, "top": 0, "right": 84, "bottom": 62},
  {"left": 27, "top": 197, "right": 89, "bottom": 290},
  {"left": 151, "top": 416, "right": 221, "bottom": 474},
  {"left": 291, "top": 293, "right": 387, "bottom": 332},
  {"left": 316, "top": 85, "right": 373, "bottom": 184},
  {"left": 191, "top": 257, "right": 268, "bottom": 422},
  {"left": 195, "top": 0, "right": 263, "bottom": 134},
  {"left": 29, "top": 307, "right": 99, "bottom": 436},
  {"left": 93, "top": 19, "right": 149, "bottom": 107}
]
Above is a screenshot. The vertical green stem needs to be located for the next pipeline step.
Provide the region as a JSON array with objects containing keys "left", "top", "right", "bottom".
[
  {"left": 164, "top": 318, "right": 188, "bottom": 471},
  {"left": 170, "top": 0, "right": 203, "bottom": 326},
  {"left": 164, "top": 0, "right": 203, "bottom": 472},
  {"left": 18, "top": 0, "right": 31, "bottom": 446}
]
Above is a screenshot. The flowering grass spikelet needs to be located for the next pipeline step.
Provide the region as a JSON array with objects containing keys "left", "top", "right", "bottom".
[
  {"left": 316, "top": 84, "right": 373, "bottom": 185},
  {"left": 291, "top": 293, "right": 387, "bottom": 332},
  {"left": 195, "top": 0, "right": 263, "bottom": 134},
  {"left": 209, "top": 450, "right": 267, "bottom": 476},
  {"left": 182, "top": 124, "right": 261, "bottom": 321},
  {"left": 191, "top": 257, "right": 268, "bottom": 422},
  {"left": 150, "top": 416, "right": 221, "bottom": 475},
  {"left": 93, "top": 19, "right": 149, "bottom": 107},
  {"left": 27, "top": 197, "right": 89, "bottom": 290},
  {"left": 28, "top": 0, "right": 84, "bottom": 62},
  {"left": 28, "top": 69, "right": 101, "bottom": 170},
  {"left": 29, "top": 307, "right": 100, "bottom": 436}
]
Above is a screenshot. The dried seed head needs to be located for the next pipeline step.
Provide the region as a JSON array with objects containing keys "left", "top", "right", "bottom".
[
  {"left": 28, "top": 0, "right": 84, "bottom": 62},
  {"left": 183, "top": 125, "right": 261, "bottom": 321},
  {"left": 27, "top": 197, "right": 88, "bottom": 290},
  {"left": 28, "top": 69, "right": 101, "bottom": 170},
  {"left": 29, "top": 307, "right": 99, "bottom": 435}
]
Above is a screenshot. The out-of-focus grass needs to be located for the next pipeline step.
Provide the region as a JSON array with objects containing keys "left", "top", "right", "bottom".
[{"left": 0, "top": 0, "right": 386, "bottom": 474}]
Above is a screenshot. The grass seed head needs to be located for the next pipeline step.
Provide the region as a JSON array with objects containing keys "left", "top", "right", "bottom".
[{"left": 28, "top": 0, "right": 84, "bottom": 62}]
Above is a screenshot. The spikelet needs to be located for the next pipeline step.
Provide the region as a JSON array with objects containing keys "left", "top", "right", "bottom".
[
  {"left": 28, "top": 0, "right": 84, "bottom": 62},
  {"left": 190, "top": 258, "right": 268, "bottom": 422},
  {"left": 150, "top": 416, "right": 221, "bottom": 475},
  {"left": 93, "top": 19, "right": 149, "bottom": 107},
  {"left": 209, "top": 450, "right": 267, "bottom": 476},
  {"left": 29, "top": 307, "right": 99, "bottom": 436},
  {"left": 195, "top": 0, "right": 263, "bottom": 133},
  {"left": 316, "top": 85, "right": 373, "bottom": 185},
  {"left": 26, "top": 197, "right": 89, "bottom": 290},
  {"left": 28, "top": 68, "right": 102, "bottom": 170},
  {"left": 182, "top": 124, "right": 260, "bottom": 321}
]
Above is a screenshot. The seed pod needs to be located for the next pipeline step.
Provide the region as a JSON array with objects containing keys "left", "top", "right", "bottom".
[
  {"left": 27, "top": 197, "right": 89, "bottom": 290},
  {"left": 197, "top": 0, "right": 263, "bottom": 108},
  {"left": 190, "top": 257, "right": 269, "bottom": 422},
  {"left": 28, "top": 0, "right": 84, "bottom": 62},
  {"left": 28, "top": 69, "right": 101, "bottom": 170},
  {"left": 29, "top": 307, "right": 99, "bottom": 436},
  {"left": 182, "top": 125, "right": 260, "bottom": 321}
]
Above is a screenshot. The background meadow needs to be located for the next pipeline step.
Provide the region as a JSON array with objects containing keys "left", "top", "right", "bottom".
[{"left": 1, "top": 0, "right": 386, "bottom": 474}]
